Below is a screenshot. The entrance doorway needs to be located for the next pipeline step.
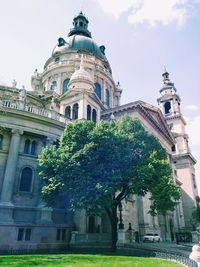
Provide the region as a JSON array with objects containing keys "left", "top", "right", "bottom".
[{"left": 88, "top": 215, "right": 96, "bottom": 233}]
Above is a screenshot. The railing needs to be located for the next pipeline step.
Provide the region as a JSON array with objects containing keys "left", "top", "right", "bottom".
[
  {"left": 154, "top": 251, "right": 198, "bottom": 267},
  {"left": 1, "top": 99, "right": 69, "bottom": 124},
  {"left": 42, "top": 54, "right": 112, "bottom": 77}
]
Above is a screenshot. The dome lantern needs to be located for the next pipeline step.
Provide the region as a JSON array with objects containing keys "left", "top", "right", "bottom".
[{"left": 68, "top": 11, "right": 92, "bottom": 38}]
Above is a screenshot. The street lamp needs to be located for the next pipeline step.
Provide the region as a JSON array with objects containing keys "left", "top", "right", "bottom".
[{"left": 118, "top": 202, "right": 124, "bottom": 229}]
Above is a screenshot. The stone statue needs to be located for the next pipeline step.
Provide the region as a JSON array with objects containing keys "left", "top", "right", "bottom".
[
  {"left": 58, "top": 37, "right": 66, "bottom": 47},
  {"left": 19, "top": 87, "right": 26, "bottom": 101},
  {"left": 34, "top": 69, "right": 38, "bottom": 76},
  {"left": 12, "top": 79, "right": 17, "bottom": 88},
  {"left": 50, "top": 97, "right": 56, "bottom": 110},
  {"left": 110, "top": 113, "right": 116, "bottom": 121},
  {"left": 117, "top": 81, "right": 121, "bottom": 89}
]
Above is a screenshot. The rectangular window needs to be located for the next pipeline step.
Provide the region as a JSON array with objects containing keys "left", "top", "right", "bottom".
[
  {"left": 192, "top": 174, "right": 197, "bottom": 189},
  {"left": 62, "top": 229, "right": 66, "bottom": 241},
  {"left": 0, "top": 135, "right": 3, "bottom": 150},
  {"left": 25, "top": 229, "right": 31, "bottom": 241},
  {"left": 57, "top": 229, "right": 61, "bottom": 240},
  {"left": 17, "top": 228, "right": 31, "bottom": 241},
  {"left": 17, "top": 228, "right": 24, "bottom": 241}
]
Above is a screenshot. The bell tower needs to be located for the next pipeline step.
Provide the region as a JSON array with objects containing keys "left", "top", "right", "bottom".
[
  {"left": 157, "top": 70, "right": 198, "bottom": 230},
  {"left": 158, "top": 70, "right": 181, "bottom": 117},
  {"left": 157, "top": 70, "right": 189, "bottom": 154}
]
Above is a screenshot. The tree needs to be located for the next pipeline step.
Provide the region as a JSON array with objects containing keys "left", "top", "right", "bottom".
[
  {"left": 192, "top": 196, "right": 200, "bottom": 230},
  {"left": 38, "top": 115, "right": 180, "bottom": 249}
]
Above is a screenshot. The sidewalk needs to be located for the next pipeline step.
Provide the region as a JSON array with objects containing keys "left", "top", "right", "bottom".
[{"left": 120, "top": 242, "right": 194, "bottom": 256}]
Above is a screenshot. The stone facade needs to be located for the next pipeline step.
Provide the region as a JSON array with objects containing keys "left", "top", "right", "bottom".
[{"left": 0, "top": 11, "right": 198, "bottom": 251}]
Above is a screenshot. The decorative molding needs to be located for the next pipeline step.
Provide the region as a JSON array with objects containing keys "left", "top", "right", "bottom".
[{"left": 11, "top": 129, "right": 23, "bottom": 135}]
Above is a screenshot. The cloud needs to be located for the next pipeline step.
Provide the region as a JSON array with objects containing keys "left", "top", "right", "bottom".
[
  {"left": 128, "top": 0, "right": 187, "bottom": 27},
  {"left": 93, "top": 0, "right": 134, "bottom": 19},
  {"left": 185, "top": 104, "right": 199, "bottom": 111},
  {"left": 186, "top": 115, "right": 200, "bottom": 145},
  {"left": 94, "top": 0, "right": 199, "bottom": 27}
]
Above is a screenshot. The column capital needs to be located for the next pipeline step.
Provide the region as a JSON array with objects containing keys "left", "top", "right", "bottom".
[{"left": 11, "top": 129, "right": 23, "bottom": 135}]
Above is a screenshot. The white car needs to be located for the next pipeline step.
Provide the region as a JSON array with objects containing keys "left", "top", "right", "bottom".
[{"left": 143, "top": 233, "right": 161, "bottom": 242}]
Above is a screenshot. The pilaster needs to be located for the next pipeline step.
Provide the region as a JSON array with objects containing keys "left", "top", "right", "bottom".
[
  {"left": 0, "top": 129, "right": 23, "bottom": 221},
  {"left": 0, "top": 129, "right": 23, "bottom": 204}
]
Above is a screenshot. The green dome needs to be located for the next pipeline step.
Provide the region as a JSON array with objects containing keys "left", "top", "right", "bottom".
[
  {"left": 53, "top": 35, "right": 107, "bottom": 60},
  {"left": 52, "top": 11, "right": 107, "bottom": 60}
]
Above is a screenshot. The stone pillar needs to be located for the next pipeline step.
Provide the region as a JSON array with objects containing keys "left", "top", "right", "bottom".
[
  {"left": 0, "top": 129, "right": 23, "bottom": 204},
  {"left": 117, "top": 229, "right": 126, "bottom": 245},
  {"left": 70, "top": 231, "right": 78, "bottom": 245}
]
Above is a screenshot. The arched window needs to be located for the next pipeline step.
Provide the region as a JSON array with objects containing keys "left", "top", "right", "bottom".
[
  {"left": 19, "top": 167, "right": 33, "bottom": 192},
  {"left": 0, "top": 135, "right": 3, "bottom": 149},
  {"left": 24, "top": 140, "right": 31, "bottom": 154},
  {"left": 72, "top": 103, "right": 79, "bottom": 120},
  {"left": 31, "top": 141, "right": 37, "bottom": 155},
  {"left": 92, "top": 109, "right": 97, "bottom": 123},
  {"left": 65, "top": 106, "right": 71, "bottom": 119},
  {"left": 63, "top": 79, "right": 70, "bottom": 93},
  {"left": 106, "top": 89, "right": 110, "bottom": 106},
  {"left": 50, "top": 81, "right": 57, "bottom": 91},
  {"left": 164, "top": 102, "right": 171, "bottom": 114},
  {"left": 87, "top": 105, "right": 91, "bottom": 120},
  {"left": 95, "top": 83, "right": 101, "bottom": 99}
]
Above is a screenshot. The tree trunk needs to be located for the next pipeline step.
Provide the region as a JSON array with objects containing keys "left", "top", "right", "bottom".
[{"left": 105, "top": 205, "right": 118, "bottom": 250}]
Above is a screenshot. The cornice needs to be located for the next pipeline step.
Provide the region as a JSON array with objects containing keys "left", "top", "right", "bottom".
[
  {"left": 165, "top": 114, "right": 186, "bottom": 125},
  {"left": 172, "top": 152, "right": 197, "bottom": 165}
]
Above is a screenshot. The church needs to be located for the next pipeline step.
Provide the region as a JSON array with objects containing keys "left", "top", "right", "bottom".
[{"left": 0, "top": 11, "right": 198, "bottom": 251}]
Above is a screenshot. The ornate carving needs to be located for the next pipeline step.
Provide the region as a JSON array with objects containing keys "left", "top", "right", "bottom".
[
  {"left": 11, "top": 129, "right": 23, "bottom": 135},
  {"left": 19, "top": 88, "right": 26, "bottom": 101},
  {"left": 50, "top": 97, "right": 56, "bottom": 110}
]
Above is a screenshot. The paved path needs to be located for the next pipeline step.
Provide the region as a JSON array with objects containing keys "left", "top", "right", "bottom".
[{"left": 122, "top": 242, "right": 194, "bottom": 256}]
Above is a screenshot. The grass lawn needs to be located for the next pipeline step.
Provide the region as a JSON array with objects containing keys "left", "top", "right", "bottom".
[{"left": 0, "top": 254, "right": 183, "bottom": 267}]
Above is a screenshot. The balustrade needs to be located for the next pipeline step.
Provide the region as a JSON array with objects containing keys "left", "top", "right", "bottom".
[{"left": 1, "top": 99, "right": 69, "bottom": 124}]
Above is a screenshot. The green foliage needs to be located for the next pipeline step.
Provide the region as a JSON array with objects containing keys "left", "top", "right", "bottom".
[
  {"left": 192, "top": 196, "right": 200, "bottom": 225},
  {"left": 38, "top": 115, "right": 180, "bottom": 216}
]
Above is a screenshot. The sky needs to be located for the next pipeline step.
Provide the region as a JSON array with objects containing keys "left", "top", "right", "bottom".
[{"left": 0, "top": 0, "right": 200, "bottom": 189}]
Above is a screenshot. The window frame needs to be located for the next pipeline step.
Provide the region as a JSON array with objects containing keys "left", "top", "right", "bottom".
[
  {"left": 72, "top": 103, "right": 79, "bottom": 120},
  {"left": 95, "top": 83, "right": 101, "bottom": 99},
  {"left": 0, "top": 135, "right": 3, "bottom": 150},
  {"left": 63, "top": 79, "right": 70, "bottom": 93},
  {"left": 50, "top": 81, "right": 57, "bottom": 91},
  {"left": 65, "top": 105, "right": 71, "bottom": 119},
  {"left": 24, "top": 139, "right": 31, "bottom": 154},
  {"left": 106, "top": 89, "right": 110, "bottom": 106},
  {"left": 30, "top": 141, "right": 37, "bottom": 155},
  {"left": 56, "top": 228, "right": 66, "bottom": 241},
  {"left": 87, "top": 105, "right": 91, "bottom": 120},
  {"left": 19, "top": 166, "right": 34, "bottom": 193},
  {"left": 17, "top": 228, "right": 32, "bottom": 242},
  {"left": 92, "top": 109, "right": 97, "bottom": 123}
]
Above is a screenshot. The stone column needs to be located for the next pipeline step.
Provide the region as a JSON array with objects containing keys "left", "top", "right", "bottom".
[{"left": 0, "top": 129, "right": 23, "bottom": 204}]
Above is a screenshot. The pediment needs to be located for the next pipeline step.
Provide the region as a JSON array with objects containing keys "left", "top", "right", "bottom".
[
  {"left": 57, "top": 88, "right": 105, "bottom": 109},
  {"left": 138, "top": 102, "right": 174, "bottom": 142}
]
